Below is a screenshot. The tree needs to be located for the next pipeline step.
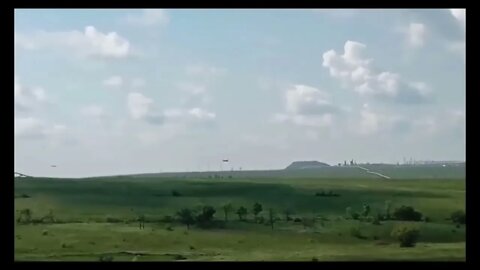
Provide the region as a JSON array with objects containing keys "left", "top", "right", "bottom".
[
  {"left": 253, "top": 202, "right": 263, "bottom": 221},
  {"left": 302, "top": 217, "right": 316, "bottom": 229},
  {"left": 236, "top": 206, "right": 247, "bottom": 221},
  {"left": 177, "top": 208, "right": 195, "bottom": 230},
  {"left": 17, "top": 208, "right": 32, "bottom": 224},
  {"left": 268, "top": 208, "right": 276, "bottom": 230},
  {"left": 450, "top": 210, "right": 465, "bottom": 225},
  {"left": 391, "top": 225, "right": 420, "bottom": 247},
  {"left": 41, "top": 210, "right": 55, "bottom": 224},
  {"left": 345, "top": 207, "right": 352, "bottom": 219},
  {"left": 384, "top": 200, "right": 392, "bottom": 220},
  {"left": 283, "top": 208, "right": 293, "bottom": 221},
  {"left": 392, "top": 206, "right": 422, "bottom": 221},
  {"left": 362, "top": 204, "right": 371, "bottom": 217},
  {"left": 222, "top": 203, "right": 234, "bottom": 222},
  {"left": 137, "top": 214, "right": 146, "bottom": 229},
  {"left": 196, "top": 206, "right": 216, "bottom": 227}
]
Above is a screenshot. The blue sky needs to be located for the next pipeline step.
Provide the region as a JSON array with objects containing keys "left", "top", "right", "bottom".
[{"left": 14, "top": 9, "right": 465, "bottom": 177}]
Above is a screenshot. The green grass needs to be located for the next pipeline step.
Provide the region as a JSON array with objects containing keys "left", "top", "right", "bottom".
[{"left": 14, "top": 176, "right": 465, "bottom": 261}]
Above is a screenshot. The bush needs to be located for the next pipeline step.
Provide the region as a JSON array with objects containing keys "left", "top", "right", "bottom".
[
  {"left": 392, "top": 206, "right": 422, "bottom": 221},
  {"left": 106, "top": 217, "right": 122, "bottom": 223},
  {"left": 312, "top": 257, "right": 319, "bottom": 262},
  {"left": 450, "top": 210, "right": 465, "bottom": 225},
  {"left": 42, "top": 230, "right": 48, "bottom": 236},
  {"left": 294, "top": 218, "right": 302, "bottom": 223},
  {"left": 160, "top": 215, "right": 174, "bottom": 223},
  {"left": 172, "top": 190, "right": 181, "bottom": 197},
  {"left": 350, "top": 227, "right": 366, "bottom": 239},
  {"left": 372, "top": 215, "right": 381, "bottom": 225},
  {"left": 99, "top": 255, "right": 114, "bottom": 262},
  {"left": 391, "top": 225, "right": 420, "bottom": 247},
  {"left": 351, "top": 212, "right": 360, "bottom": 220}
]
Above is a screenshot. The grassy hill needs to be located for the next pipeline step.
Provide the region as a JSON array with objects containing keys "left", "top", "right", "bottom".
[{"left": 14, "top": 175, "right": 465, "bottom": 261}]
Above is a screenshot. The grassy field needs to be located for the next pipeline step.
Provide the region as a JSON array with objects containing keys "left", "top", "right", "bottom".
[{"left": 14, "top": 176, "right": 465, "bottom": 261}]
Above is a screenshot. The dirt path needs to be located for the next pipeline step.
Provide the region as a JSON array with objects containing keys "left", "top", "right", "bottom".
[{"left": 355, "top": 166, "right": 391, "bottom": 179}]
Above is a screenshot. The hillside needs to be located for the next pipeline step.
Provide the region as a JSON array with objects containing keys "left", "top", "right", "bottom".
[{"left": 285, "top": 161, "right": 330, "bottom": 170}]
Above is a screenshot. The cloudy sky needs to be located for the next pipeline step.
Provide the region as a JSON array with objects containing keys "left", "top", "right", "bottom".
[{"left": 14, "top": 9, "right": 465, "bottom": 177}]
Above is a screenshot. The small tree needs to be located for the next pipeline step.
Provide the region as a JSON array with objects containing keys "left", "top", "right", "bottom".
[
  {"left": 385, "top": 200, "right": 392, "bottom": 220},
  {"left": 17, "top": 209, "right": 32, "bottom": 224},
  {"left": 268, "top": 208, "right": 276, "bottom": 230},
  {"left": 450, "top": 210, "right": 465, "bottom": 225},
  {"left": 362, "top": 204, "right": 371, "bottom": 217},
  {"left": 196, "top": 206, "right": 216, "bottom": 227},
  {"left": 222, "top": 203, "right": 234, "bottom": 222},
  {"left": 253, "top": 202, "right": 263, "bottom": 221},
  {"left": 41, "top": 210, "right": 55, "bottom": 224},
  {"left": 137, "top": 214, "right": 145, "bottom": 229},
  {"left": 345, "top": 207, "right": 352, "bottom": 219},
  {"left": 391, "top": 225, "right": 420, "bottom": 247},
  {"left": 236, "top": 206, "right": 248, "bottom": 221},
  {"left": 283, "top": 208, "right": 293, "bottom": 221},
  {"left": 177, "top": 208, "right": 195, "bottom": 230},
  {"left": 392, "top": 206, "right": 422, "bottom": 221},
  {"left": 302, "top": 217, "right": 316, "bottom": 230}
]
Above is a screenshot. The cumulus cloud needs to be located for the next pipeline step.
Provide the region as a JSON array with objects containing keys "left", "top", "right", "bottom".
[
  {"left": 127, "top": 92, "right": 215, "bottom": 126},
  {"left": 81, "top": 105, "right": 106, "bottom": 118},
  {"left": 15, "top": 117, "right": 67, "bottom": 139},
  {"left": 103, "top": 76, "right": 124, "bottom": 87},
  {"left": 449, "top": 9, "right": 465, "bottom": 29},
  {"left": 15, "top": 26, "right": 131, "bottom": 59},
  {"left": 322, "top": 40, "right": 431, "bottom": 104},
  {"left": 127, "top": 92, "right": 154, "bottom": 120},
  {"left": 274, "top": 84, "right": 340, "bottom": 127},
  {"left": 126, "top": 9, "right": 169, "bottom": 26},
  {"left": 406, "top": 23, "right": 426, "bottom": 48},
  {"left": 15, "top": 77, "right": 48, "bottom": 112}
]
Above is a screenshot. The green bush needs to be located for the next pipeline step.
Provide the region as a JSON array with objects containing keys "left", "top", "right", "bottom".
[
  {"left": 391, "top": 225, "right": 420, "bottom": 247},
  {"left": 392, "top": 206, "right": 422, "bottom": 221},
  {"left": 450, "top": 210, "right": 465, "bottom": 225},
  {"left": 350, "top": 227, "right": 366, "bottom": 239}
]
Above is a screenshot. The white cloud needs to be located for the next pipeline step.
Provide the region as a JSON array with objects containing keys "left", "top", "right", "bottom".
[
  {"left": 322, "top": 40, "right": 431, "bottom": 104},
  {"left": 188, "top": 108, "right": 216, "bottom": 121},
  {"left": 81, "top": 105, "right": 106, "bottom": 118},
  {"left": 15, "top": 77, "right": 48, "bottom": 112},
  {"left": 449, "top": 9, "right": 466, "bottom": 29},
  {"left": 15, "top": 26, "right": 131, "bottom": 59},
  {"left": 127, "top": 9, "right": 169, "bottom": 26},
  {"left": 274, "top": 84, "right": 339, "bottom": 128},
  {"left": 15, "top": 117, "right": 67, "bottom": 139},
  {"left": 103, "top": 76, "right": 124, "bottom": 87},
  {"left": 406, "top": 23, "right": 426, "bottom": 48},
  {"left": 285, "top": 85, "right": 338, "bottom": 115},
  {"left": 127, "top": 92, "right": 154, "bottom": 120}
]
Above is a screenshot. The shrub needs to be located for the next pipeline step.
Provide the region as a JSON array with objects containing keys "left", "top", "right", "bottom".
[
  {"left": 172, "top": 190, "right": 181, "bottom": 197},
  {"left": 450, "top": 210, "right": 465, "bottom": 225},
  {"left": 391, "top": 225, "right": 420, "bottom": 247},
  {"left": 173, "top": 254, "right": 187, "bottom": 260},
  {"left": 106, "top": 217, "right": 122, "bottom": 223},
  {"left": 351, "top": 212, "right": 360, "bottom": 220},
  {"left": 294, "top": 217, "right": 302, "bottom": 223},
  {"left": 350, "top": 227, "right": 366, "bottom": 239},
  {"left": 372, "top": 215, "right": 381, "bottom": 225},
  {"left": 161, "top": 215, "right": 174, "bottom": 223},
  {"left": 392, "top": 206, "right": 422, "bottom": 221},
  {"left": 99, "top": 255, "right": 114, "bottom": 262},
  {"left": 196, "top": 206, "right": 216, "bottom": 228},
  {"left": 312, "top": 257, "right": 319, "bottom": 262},
  {"left": 177, "top": 208, "right": 195, "bottom": 229},
  {"left": 42, "top": 230, "right": 48, "bottom": 236}
]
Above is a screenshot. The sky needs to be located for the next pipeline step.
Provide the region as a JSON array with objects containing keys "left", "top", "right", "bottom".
[{"left": 14, "top": 9, "right": 466, "bottom": 178}]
